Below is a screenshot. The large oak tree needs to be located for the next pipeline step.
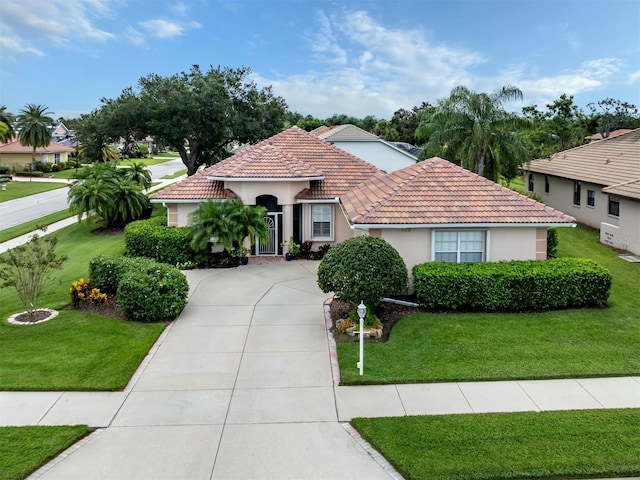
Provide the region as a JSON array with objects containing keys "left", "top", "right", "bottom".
[{"left": 83, "top": 65, "right": 287, "bottom": 175}]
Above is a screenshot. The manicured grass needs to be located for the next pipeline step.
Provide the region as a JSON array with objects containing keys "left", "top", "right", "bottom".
[
  {"left": 352, "top": 408, "right": 640, "bottom": 480},
  {"left": 0, "top": 181, "right": 67, "bottom": 202},
  {"left": 49, "top": 169, "right": 79, "bottom": 179},
  {"left": 0, "top": 221, "right": 165, "bottom": 391},
  {"left": 338, "top": 226, "right": 640, "bottom": 384},
  {"left": 153, "top": 152, "right": 179, "bottom": 158},
  {"left": 160, "top": 168, "right": 187, "bottom": 179},
  {"left": 0, "top": 425, "right": 91, "bottom": 480},
  {"left": 119, "top": 158, "right": 169, "bottom": 166},
  {"left": 0, "top": 210, "right": 73, "bottom": 243}
]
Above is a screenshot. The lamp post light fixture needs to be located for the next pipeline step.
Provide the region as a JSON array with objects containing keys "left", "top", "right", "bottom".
[{"left": 357, "top": 301, "right": 366, "bottom": 376}]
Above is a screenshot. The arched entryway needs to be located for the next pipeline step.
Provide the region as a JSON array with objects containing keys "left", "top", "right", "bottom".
[{"left": 256, "top": 195, "right": 283, "bottom": 255}]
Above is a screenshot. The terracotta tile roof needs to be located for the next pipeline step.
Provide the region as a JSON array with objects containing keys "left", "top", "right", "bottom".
[
  {"left": 151, "top": 126, "right": 382, "bottom": 201},
  {"left": 342, "top": 157, "right": 576, "bottom": 225},
  {"left": 149, "top": 172, "right": 236, "bottom": 201},
  {"left": 526, "top": 128, "right": 640, "bottom": 200},
  {"left": 204, "top": 143, "right": 324, "bottom": 179},
  {"left": 0, "top": 137, "right": 75, "bottom": 153},
  {"left": 585, "top": 129, "right": 633, "bottom": 141}
]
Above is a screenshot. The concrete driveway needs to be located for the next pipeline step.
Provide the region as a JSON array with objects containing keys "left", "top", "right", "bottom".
[{"left": 28, "top": 260, "right": 393, "bottom": 480}]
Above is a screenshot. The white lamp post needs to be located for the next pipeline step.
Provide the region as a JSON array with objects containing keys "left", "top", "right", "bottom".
[{"left": 357, "top": 301, "right": 366, "bottom": 376}]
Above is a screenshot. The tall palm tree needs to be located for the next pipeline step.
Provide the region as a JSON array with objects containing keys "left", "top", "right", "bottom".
[
  {"left": 16, "top": 104, "right": 54, "bottom": 172},
  {"left": 416, "top": 86, "right": 530, "bottom": 181},
  {"left": 106, "top": 177, "right": 149, "bottom": 226},
  {"left": 0, "top": 105, "right": 15, "bottom": 143}
]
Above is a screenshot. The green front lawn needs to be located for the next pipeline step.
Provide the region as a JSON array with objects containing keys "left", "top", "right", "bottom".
[
  {"left": 352, "top": 408, "right": 640, "bottom": 480},
  {"left": 0, "top": 211, "right": 73, "bottom": 243},
  {"left": 0, "top": 425, "right": 90, "bottom": 480},
  {"left": 0, "top": 221, "right": 165, "bottom": 391},
  {"left": 338, "top": 226, "right": 640, "bottom": 384},
  {"left": 0, "top": 181, "right": 67, "bottom": 202},
  {"left": 118, "top": 158, "right": 169, "bottom": 166},
  {"left": 160, "top": 168, "right": 187, "bottom": 179}
]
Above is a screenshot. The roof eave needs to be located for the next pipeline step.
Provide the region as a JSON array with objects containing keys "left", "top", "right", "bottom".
[
  {"left": 350, "top": 222, "right": 577, "bottom": 229},
  {"left": 207, "top": 176, "right": 324, "bottom": 182}
]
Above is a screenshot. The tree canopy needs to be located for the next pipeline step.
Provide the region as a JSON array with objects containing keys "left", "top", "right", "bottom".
[
  {"left": 79, "top": 65, "right": 287, "bottom": 176},
  {"left": 16, "top": 104, "right": 54, "bottom": 170}
]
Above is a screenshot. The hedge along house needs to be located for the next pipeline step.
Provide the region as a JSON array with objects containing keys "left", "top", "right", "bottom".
[{"left": 150, "top": 126, "right": 576, "bottom": 277}]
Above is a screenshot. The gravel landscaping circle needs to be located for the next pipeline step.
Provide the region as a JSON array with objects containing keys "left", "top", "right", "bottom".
[{"left": 8, "top": 309, "right": 59, "bottom": 325}]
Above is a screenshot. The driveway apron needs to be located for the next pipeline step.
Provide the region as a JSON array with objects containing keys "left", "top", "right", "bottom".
[{"left": 34, "top": 261, "right": 392, "bottom": 480}]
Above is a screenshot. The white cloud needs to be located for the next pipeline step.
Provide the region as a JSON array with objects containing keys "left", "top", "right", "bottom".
[
  {"left": 0, "top": 0, "right": 114, "bottom": 58},
  {"left": 627, "top": 70, "right": 640, "bottom": 85},
  {"left": 125, "top": 26, "right": 147, "bottom": 48},
  {"left": 138, "top": 19, "right": 201, "bottom": 40},
  {"left": 261, "top": 9, "right": 484, "bottom": 118}
]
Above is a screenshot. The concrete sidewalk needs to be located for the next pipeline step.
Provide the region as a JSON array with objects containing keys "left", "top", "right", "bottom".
[{"left": 0, "top": 262, "right": 638, "bottom": 479}]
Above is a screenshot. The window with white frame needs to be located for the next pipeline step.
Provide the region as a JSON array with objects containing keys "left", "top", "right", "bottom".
[
  {"left": 433, "top": 230, "right": 484, "bottom": 263},
  {"left": 587, "top": 190, "right": 595, "bottom": 207},
  {"left": 54, "top": 153, "right": 60, "bottom": 164},
  {"left": 311, "top": 205, "right": 332, "bottom": 239},
  {"left": 608, "top": 195, "right": 620, "bottom": 217}
]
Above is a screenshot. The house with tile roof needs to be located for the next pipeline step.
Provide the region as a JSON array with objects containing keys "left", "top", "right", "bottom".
[
  {"left": 0, "top": 137, "right": 75, "bottom": 171},
  {"left": 524, "top": 128, "right": 640, "bottom": 255},
  {"left": 312, "top": 124, "right": 418, "bottom": 172},
  {"left": 151, "top": 126, "right": 575, "bottom": 279}
]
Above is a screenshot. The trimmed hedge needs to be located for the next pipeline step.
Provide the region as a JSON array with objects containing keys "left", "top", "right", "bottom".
[
  {"left": 413, "top": 258, "right": 612, "bottom": 312},
  {"left": 124, "top": 217, "right": 194, "bottom": 266},
  {"left": 117, "top": 261, "right": 189, "bottom": 322},
  {"left": 89, "top": 255, "right": 188, "bottom": 322}
]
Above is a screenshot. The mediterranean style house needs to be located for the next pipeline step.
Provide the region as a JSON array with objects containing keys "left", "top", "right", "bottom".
[
  {"left": 150, "top": 126, "right": 575, "bottom": 275},
  {"left": 524, "top": 128, "right": 640, "bottom": 255},
  {"left": 0, "top": 137, "right": 75, "bottom": 171}
]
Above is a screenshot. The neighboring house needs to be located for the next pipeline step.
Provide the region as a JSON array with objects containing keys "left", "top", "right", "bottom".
[
  {"left": 151, "top": 126, "right": 575, "bottom": 282},
  {"left": 524, "top": 128, "right": 640, "bottom": 255},
  {"left": 585, "top": 129, "right": 633, "bottom": 143},
  {"left": 0, "top": 137, "right": 75, "bottom": 170},
  {"left": 312, "top": 124, "right": 418, "bottom": 172}
]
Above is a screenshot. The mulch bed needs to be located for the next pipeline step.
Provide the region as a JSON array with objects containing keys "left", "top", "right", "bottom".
[
  {"left": 12, "top": 310, "right": 53, "bottom": 323},
  {"left": 68, "top": 295, "right": 127, "bottom": 320},
  {"left": 329, "top": 298, "right": 424, "bottom": 343}
]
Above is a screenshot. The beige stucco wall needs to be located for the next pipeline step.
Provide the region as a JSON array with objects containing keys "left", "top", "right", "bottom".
[
  {"left": 526, "top": 171, "right": 639, "bottom": 255},
  {"left": 173, "top": 203, "right": 199, "bottom": 227},
  {"left": 227, "top": 180, "right": 310, "bottom": 206},
  {"left": 0, "top": 151, "right": 70, "bottom": 171},
  {"left": 489, "top": 227, "right": 539, "bottom": 261},
  {"left": 600, "top": 197, "right": 640, "bottom": 255}
]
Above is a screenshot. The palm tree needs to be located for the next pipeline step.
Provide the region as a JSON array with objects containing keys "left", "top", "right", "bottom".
[
  {"left": 106, "top": 177, "right": 149, "bottom": 226},
  {"left": 226, "top": 199, "right": 269, "bottom": 248},
  {"left": 122, "top": 161, "right": 152, "bottom": 190},
  {"left": 416, "top": 86, "right": 530, "bottom": 181},
  {"left": 189, "top": 200, "right": 238, "bottom": 252},
  {"left": 78, "top": 143, "right": 120, "bottom": 163},
  {"left": 0, "top": 106, "right": 15, "bottom": 143},
  {"left": 68, "top": 176, "right": 115, "bottom": 224},
  {"left": 16, "top": 104, "right": 54, "bottom": 172}
]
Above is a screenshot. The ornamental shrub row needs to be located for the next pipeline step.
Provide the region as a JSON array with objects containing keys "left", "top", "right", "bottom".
[
  {"left": 89, "top": 255, "right": 188, "bottom": 322},
  {"left": 124, "top": 217, "right": 194, "bottom": 266},
  {"left": 412, "top": 258, "right": 612, "bottom": 312}
]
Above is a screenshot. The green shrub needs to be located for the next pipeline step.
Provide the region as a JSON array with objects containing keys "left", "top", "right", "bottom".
[
  {"left": 547, "top": 228, "right": 559, "bottom": 258},
  {"left": 317, "top": 236, "right": 408, "bottom": 308},
  {"left": 0, "top": 166, "right": 10, "bottom": 174},
  {"left": 413, "top": 258, "right": 612, "bottom": 312},
  {"left": 316, "top": 243, "right": 331, "bottom": 260},
  {"left": 34, "top": 161, "right": 52, "bottom": 173},
  {"left": 117, "top": 262, "right": 189, "bottom": 322},
  {"left": 89, "top": 255, "right": 157, "bottom": 293},
  {"left": 124, "top": 217, "right": 195, "bottom": 266}
]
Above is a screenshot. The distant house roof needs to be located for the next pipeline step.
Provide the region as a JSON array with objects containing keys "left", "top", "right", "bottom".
[
  {"left": 0, "top": 137, "right": 75, "bottom": 154},
  {"left": 585, "top": 129, "right": 633, "bottom": 142},
  {"left": 526, "top": 128, "right": 640, "bottom": 200},
  {"left": 342, "top": 157, "right": 575, "bottom": 226},
  {"left": 312, "top": 124, "right": 379, "bottom": 141}
]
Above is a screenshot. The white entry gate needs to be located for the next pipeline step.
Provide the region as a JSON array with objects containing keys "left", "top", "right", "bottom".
[{"left": 257, "top": 214, "right": 278, "bottom": 255}]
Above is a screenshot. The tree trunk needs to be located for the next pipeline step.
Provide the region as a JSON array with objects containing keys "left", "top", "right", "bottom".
[{"left": 177, "top": 143, "right": 200, "bottom": 176}]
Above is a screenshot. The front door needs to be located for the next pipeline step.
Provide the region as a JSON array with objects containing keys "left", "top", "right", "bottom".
[{"left": 257, "top": 212, "right": 283, "bottom": 255}]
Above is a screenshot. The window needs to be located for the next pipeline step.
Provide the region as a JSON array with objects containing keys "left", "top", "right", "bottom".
[
  {"left": 528, "top": 173, "right": 534, "bottom": 192},
  {"left": 573, "top": 181, "right": 581, "bottom": 205},
  {"left": 587, "top": 190, "right": 595, "bottom": 207},
  {"left": 608, "top": 196, "right": 620, "bottom": 217},
  {"left": 544, "top": 175, "right": 550, "bottom": 194},
  {"left": 54, "top": 153, "right": 60, "bottom": 164},
  {"left": 312, "top": 205, "right": 332, "bottom": 239},
  {"left": 433, "top": 230, "right": 484, "bottom": 263}
]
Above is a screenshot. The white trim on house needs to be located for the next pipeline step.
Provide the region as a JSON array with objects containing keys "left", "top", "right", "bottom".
[
  {"left": 151, "top": 199, "right": 206, "bottom": 204},
  {"left": 296, "top": 197, "right": 340, "bottom": 204}
]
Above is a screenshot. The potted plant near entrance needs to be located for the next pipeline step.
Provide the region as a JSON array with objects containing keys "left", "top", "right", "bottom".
[{"left": 283, "top": 237, "right": 300, "bottom": 261}]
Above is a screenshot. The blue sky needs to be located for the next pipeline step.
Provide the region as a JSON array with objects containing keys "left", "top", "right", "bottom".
[{"left": 1, "top": 0, "right": 639, "bottom": 121}]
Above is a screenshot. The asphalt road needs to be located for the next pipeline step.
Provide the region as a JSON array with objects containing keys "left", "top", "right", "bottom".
[{"left": 0, "top": 159, "right": 184, "bottom": 231}]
